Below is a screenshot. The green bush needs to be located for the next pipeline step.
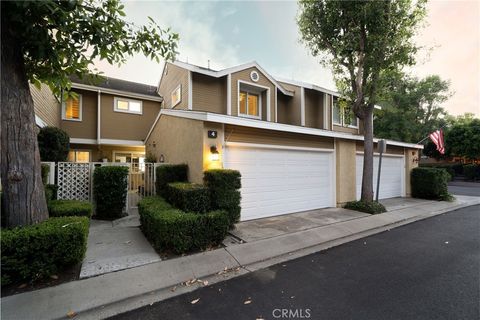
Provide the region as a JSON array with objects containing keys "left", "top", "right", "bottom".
[
  {"left": 204, "top": 169, "right": 242, "bottom": 227},
  {"left": 139, "top": 196, "right": 229, "bottom": 254},
  {"left": 419, "top": 163, "right": 459, "bottom": 181},
  {"left": 344, "top": 200, "right": 386, "bottom": 214},
  {"left": 1, "top": 216, "right": 89, "bottom": 285},
  {"left": 155, "top": 164, "right": 188, "bottom": 196},
  {"left": 165, "top": 182, "right": 210, "bottom": 213},
  {"left": 41, "top": 164, "right": 50, "bottom": 185},
  {"left": 411, "top": 167, "right": 453, "bottom": 201},
  {"left": 463, "top": 164, "right": 480, "bottom": 181},
  {"left": 48, "top": 200, "right": 92, "bottom": 218},
  {"left": 37, "top": 126, "right": 70, "bottom": 162},
  {"left": 45, "top": 184, "right": 58, "bottom": 202},
  {"left": 93, "top": 166, "right": 129, "bottom": 220}
]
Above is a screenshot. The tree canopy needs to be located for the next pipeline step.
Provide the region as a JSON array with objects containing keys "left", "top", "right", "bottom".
[{"left": 374, "top": 74, "right": 451, "bottom": 143}]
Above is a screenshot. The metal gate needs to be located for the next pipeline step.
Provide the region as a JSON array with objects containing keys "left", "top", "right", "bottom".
[{"left": 128, "top": 163, "right": 165, "bottom": 210}]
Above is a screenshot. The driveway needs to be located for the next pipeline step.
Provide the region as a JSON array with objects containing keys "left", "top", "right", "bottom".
[{"left": 448, "top": 181, "right": 480, "bottom": 197}]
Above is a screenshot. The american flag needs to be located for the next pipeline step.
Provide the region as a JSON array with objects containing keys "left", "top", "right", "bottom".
[{"left": 429, "top": 129, "right": 445, "bottom": 154}]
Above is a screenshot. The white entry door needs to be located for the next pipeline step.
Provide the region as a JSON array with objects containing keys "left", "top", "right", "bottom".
[
  {"left": 356, "top": 154, "right": 405, "bottom": 200},
  {"left": 224, "top": 143, "right": 335, "bottom": 221}
]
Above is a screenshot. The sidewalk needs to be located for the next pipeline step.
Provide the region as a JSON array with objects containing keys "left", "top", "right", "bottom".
[{"left": 2, "top": 195, "right": 479, "bottom": 320}]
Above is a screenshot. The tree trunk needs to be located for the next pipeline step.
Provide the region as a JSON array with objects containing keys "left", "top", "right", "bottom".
[
  {"left": 1, "top": 31, "right": 48, "bottom": 227},
  {"left": 361, "top": 109, "right": 374, "bottom": 202}
]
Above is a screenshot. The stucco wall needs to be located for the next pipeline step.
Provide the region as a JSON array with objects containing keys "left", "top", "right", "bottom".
[
  {"left": 404, "top": 148, "right": 419, "bottom": 196},
  {"left": 203, "top": 122, "right": 224, "bottom": 172},
  {"left": 335, "top": 139, "right": 357, "bottom": 205},
  {"left": 30, "top": 83, "right": 61, "bottom": 127},
  {"left": 145, "top": 115, "right": 204, "bottom": 183}
]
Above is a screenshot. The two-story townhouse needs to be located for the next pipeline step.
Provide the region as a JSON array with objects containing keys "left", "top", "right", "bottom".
[
  {"left": 32, "top": 77, "right": 163, "bottom": 166},
  {"left": 145, "top": 61, "right": 422, "bottom": 221}
]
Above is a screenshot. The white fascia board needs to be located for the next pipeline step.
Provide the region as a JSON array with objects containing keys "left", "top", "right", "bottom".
[
  {"left": 71, "top": 83, "right": 163, "bottom": 102},
  {"left": 35, "top": 115, "right": 47, "bottom": 128},
  {"left": 160, "top": 109, "right": 424, "bottom": 149},
  {"left": 99, "top": 139, "right": 144, "bottom": 146},
  {"left": 276, "top": 77, "right": 341, "bottom": 97},
  {"left": 70, "top": 138, "right": 97, "bottom": 145},
  {"left": 173, "top": 61, "right": 294, "bottom": 97}
]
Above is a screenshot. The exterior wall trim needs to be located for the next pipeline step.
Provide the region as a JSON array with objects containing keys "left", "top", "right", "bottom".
[
  {"left": 225, "top": 141, "right": 334, "bottom": 153},
  {"left": 156, "top": 109, "right": 423, "bottom": 149},
  {"left": 227, "top": 74, "right": 232, "bottom": 115},
  {"left": 300, "top": 87, "right": 305, "bottom": 126},
  {"left": 355, "top": 151, "right": 405, "bottom": 158},
  {"left": 70, "top": 138, "right": 97, "bottom": 144},
  {"left": 35, "top": 115, "right": 47, "bottom": 128},
  {"left": 188, "top": 71, "right": 193, "bottom": 110},
  {"left": 99, "top": 139, "right": 144, "bottom": 146},
  {"left": 71, "top": 83, "right": 163, "bottom": 102}
]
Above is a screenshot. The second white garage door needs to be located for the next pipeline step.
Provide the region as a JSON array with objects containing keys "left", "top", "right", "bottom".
[
  {"left": 224, "top": 143, "right": 335, "bottom": 221},
  {"left": 356, "top": 154, "right": 405, "bottom": 200}
]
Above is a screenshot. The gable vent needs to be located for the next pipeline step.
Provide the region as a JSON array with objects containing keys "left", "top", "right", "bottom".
[{"left": 250, "top": 71, "right": 259, "bottom": 82}]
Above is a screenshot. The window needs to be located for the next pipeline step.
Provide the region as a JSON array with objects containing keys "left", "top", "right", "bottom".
[
  {"left": 114, "top": 97, "right": 143, "bottom": 114},
  {"left": 114, "top": 151, "right": 145, "bottom": 171},
  {"left": 62, "top": 95, "right": 82, "bottom": 121},
  {"left": 171, "top": 84, "right": 181, "bottom": 108},
  {"left": 239, "top": 91, "right": 260, "bottom": 118},
  {"left": 332, "top": 100, "right": 359, "bottom": 128},
  {"left": 68, "top": 150, "right": 90, "bottom": 163}
]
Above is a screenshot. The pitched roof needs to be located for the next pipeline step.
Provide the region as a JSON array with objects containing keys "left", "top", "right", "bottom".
[{"left": 70, "top": 75, "right": 160, "bottom": 98}]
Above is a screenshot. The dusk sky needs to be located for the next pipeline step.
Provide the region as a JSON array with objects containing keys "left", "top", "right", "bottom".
[{"left": 96, "top": 0, "right": 480, "bottom": 117}]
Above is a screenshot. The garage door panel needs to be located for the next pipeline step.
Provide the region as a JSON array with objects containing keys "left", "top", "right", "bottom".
[
  {"left": 356, "top": 154, "right": 404, "bottom": 200},
  {"left": 224, "top": 145, "right": 334, "bottom": 221}
]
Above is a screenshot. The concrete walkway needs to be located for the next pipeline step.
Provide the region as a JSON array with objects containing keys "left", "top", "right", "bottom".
[
  {"left": 80, "top": 211, "right": 161, "bottom": 279},
  {"left": 2, "top": 195, "right": 479, "bottom": 320}
]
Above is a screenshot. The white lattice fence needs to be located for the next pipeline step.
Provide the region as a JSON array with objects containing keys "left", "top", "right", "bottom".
[{"left": 57, "top": 162, "right": 91, "bottom": 201}]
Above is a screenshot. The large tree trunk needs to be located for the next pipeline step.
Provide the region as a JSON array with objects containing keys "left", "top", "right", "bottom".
[
  {"left": 361, "top": 109, "right": 374, "bottom": 202},
  {"left": 1, "top": 31, "right": 48, "bottom": 227}
]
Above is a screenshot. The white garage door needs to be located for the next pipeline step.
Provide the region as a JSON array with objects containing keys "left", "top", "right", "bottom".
[
  {"left": 224, "top": 143, "right": 335, "bottom": 221},
  {"left": 356, "top": 154, "right": 405, "bottom": 200}
]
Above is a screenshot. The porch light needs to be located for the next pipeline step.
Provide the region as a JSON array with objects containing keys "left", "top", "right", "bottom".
[{"left": 210, "top": 146, "right": 220, "bottom": 161}]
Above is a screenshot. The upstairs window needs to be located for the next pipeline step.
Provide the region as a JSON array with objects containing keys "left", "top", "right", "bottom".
[
  {"left": 62, "top": 95, "right": 82, "bottom": 121},
  {"left": 332, "top": 101, "right": 342, "bottom": 125},
  {"left": 239, "top": 91, "right": 260, "bottom": 118},
  {"left": 114, "top": 97, "right": 143, "bottom": 114},
  {"left": 332, "top": 99, "right": 359, "bottom": 128},
  {"left": 171, "top": 84, "right": 181, "bottom": 108}
]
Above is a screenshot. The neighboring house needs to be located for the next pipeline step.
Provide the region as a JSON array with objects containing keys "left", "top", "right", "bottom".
[
  {"left": 32, "top": 77, "right": 163, "bottom": 166},
  {"left": 145, "top": 61, "right": 422, "bottom": 220}
]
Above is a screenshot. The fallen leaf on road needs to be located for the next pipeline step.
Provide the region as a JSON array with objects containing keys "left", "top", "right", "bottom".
[
  {"left": 290, "top": 296, "right": 295, "bottom": 299},
  {"left": 170, "top": 286, "right": 177, "bottom": 292},
  {"left": 50, "top": 274, "right": 59, "bottom": 280},
  {"left": 244, "top": 299, "right": 252, "bottom": 305},
  {"left": 66, "top": 310, "right": 77, "bottom": 318},
  {"left": 17, "top": 283, "right": 27, "bottom": 289},
  {"left": 203, "top": 280, "right": 209, "bottom": 286},
  {"left": 256, "top": 318, "right": 265, "bottom": 320},
  {"left": 191, "top": 298, "right": 200, "bottom": 304}
]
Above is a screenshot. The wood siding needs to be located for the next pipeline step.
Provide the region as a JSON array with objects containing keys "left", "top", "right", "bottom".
[
  {"left": 100, "top": 93, "right": 161, "bottom": 141},
  {"left": 30, "top": 83, "right": 60, "bottom": 127},
  {"left": 60, "top": 89, "right": 97, "bottom": 139},
  {"left": 192, "top": 73, "right": 227, "bottom": 114},
  {"left": 355, "top": 141, "right": 405, "bottom": 155},
  {"left": 159, "top": 62, "right": 189, "bottom": 110},
  {"left": 276, "top": 82, "right": 301, "bottom": 126},
  {"left": 224, "top": 125, "right": 334, "bottom": 149},
  {"left": 304, "top": 88, "right": 325, "bottom": 129},
  {"left": 230, "top": 67, "right": 275, "bottom": 121}
]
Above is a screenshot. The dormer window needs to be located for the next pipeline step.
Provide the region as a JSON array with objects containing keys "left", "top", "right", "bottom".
[
  {"left": 332, "top": 100, "right": 359, "bottom": 128},
  {"left": 239, "top": 91, "right": 260, "bottom": 118}
]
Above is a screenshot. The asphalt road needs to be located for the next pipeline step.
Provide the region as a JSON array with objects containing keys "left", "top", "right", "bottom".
[
  {"left": 111, "top": 203, "right": 480, "bottom": 320},
  {"left": 448, "top": 181, "right": 480, "bottom": 197}
]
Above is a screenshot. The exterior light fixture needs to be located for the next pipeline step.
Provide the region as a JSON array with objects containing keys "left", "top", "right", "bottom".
[
  {"left": 210, "top": 146, "right": 220, "bottom": 161},
  {"left": 159, "top": 154, "right": 165, "bottom": 163}
]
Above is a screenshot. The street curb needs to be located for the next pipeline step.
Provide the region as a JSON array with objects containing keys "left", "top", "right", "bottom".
[{"left": 2, "top": 198, "right": 479, "bottom": 320}]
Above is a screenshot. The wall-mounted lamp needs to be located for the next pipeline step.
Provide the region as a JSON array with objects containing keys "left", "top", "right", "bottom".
[
  {"left": 159, "top": 154, "right": 165, "bottom": 163},
  {"left": 210, "top": 146, "right": 220, "bottom": 161}
]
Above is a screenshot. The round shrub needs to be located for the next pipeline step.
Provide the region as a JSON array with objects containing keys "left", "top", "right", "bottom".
[
  {"left": 93, "top": 166, "right": 129, "bottom": 220},
  {"left": 37, "top": 126, "right": 70, "bottom": 162},
  {"left": 48, "top": 200, "right": 92, "bottom": 218},
  {"left": 411, "top": 167, "right": 453, "bottom": 201}
]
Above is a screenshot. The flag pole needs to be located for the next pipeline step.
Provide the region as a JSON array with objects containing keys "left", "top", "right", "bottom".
[{"left": 416, "top": 124, "right": 448, "bottom": 145}]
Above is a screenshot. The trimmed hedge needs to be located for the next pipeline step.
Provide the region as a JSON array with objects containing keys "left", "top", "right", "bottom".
[
  {"left": 37, "top": 126, "right": 70, "bottom": 162},
  {"left": 93, "top": 166, "right": 129, "bottom": 220},
  {"left": 45, "top": 184, "right": 58, "bottom": 202},
  {"left": 155, "top": 164, "right": 188, "bottom": 196},
  {"left": 411, "top": 167, "right": 453, "bottom": 201},
  {"left": 204, "top": 169, "right": 241, "bottom": 227},
  {"left": 344, "top": 200, "right": 386, "bottom": 214},
  {"left": 165, "top": 182, "right": 209, "bottom": 213},
  {"left": 48, "top": 200, "right": 93, "bottom": 218},
  {"left": 463, "top": 164, "right": 480, "bottom": 181},
  {"left": 1, "top": 216, "right": 89, "bottom": 285},
  {"left": 139, "top": 196, "right": 229, "bottom": 254}
]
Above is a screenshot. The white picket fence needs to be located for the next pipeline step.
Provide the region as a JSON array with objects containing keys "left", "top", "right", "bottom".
[{"left": 43, "top": 161, "right": 166, "bottom": 212}]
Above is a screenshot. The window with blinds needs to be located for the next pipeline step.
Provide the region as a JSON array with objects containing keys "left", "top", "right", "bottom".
[{"left": 63, "top": 95, "right": 82, "bottom": 121}]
